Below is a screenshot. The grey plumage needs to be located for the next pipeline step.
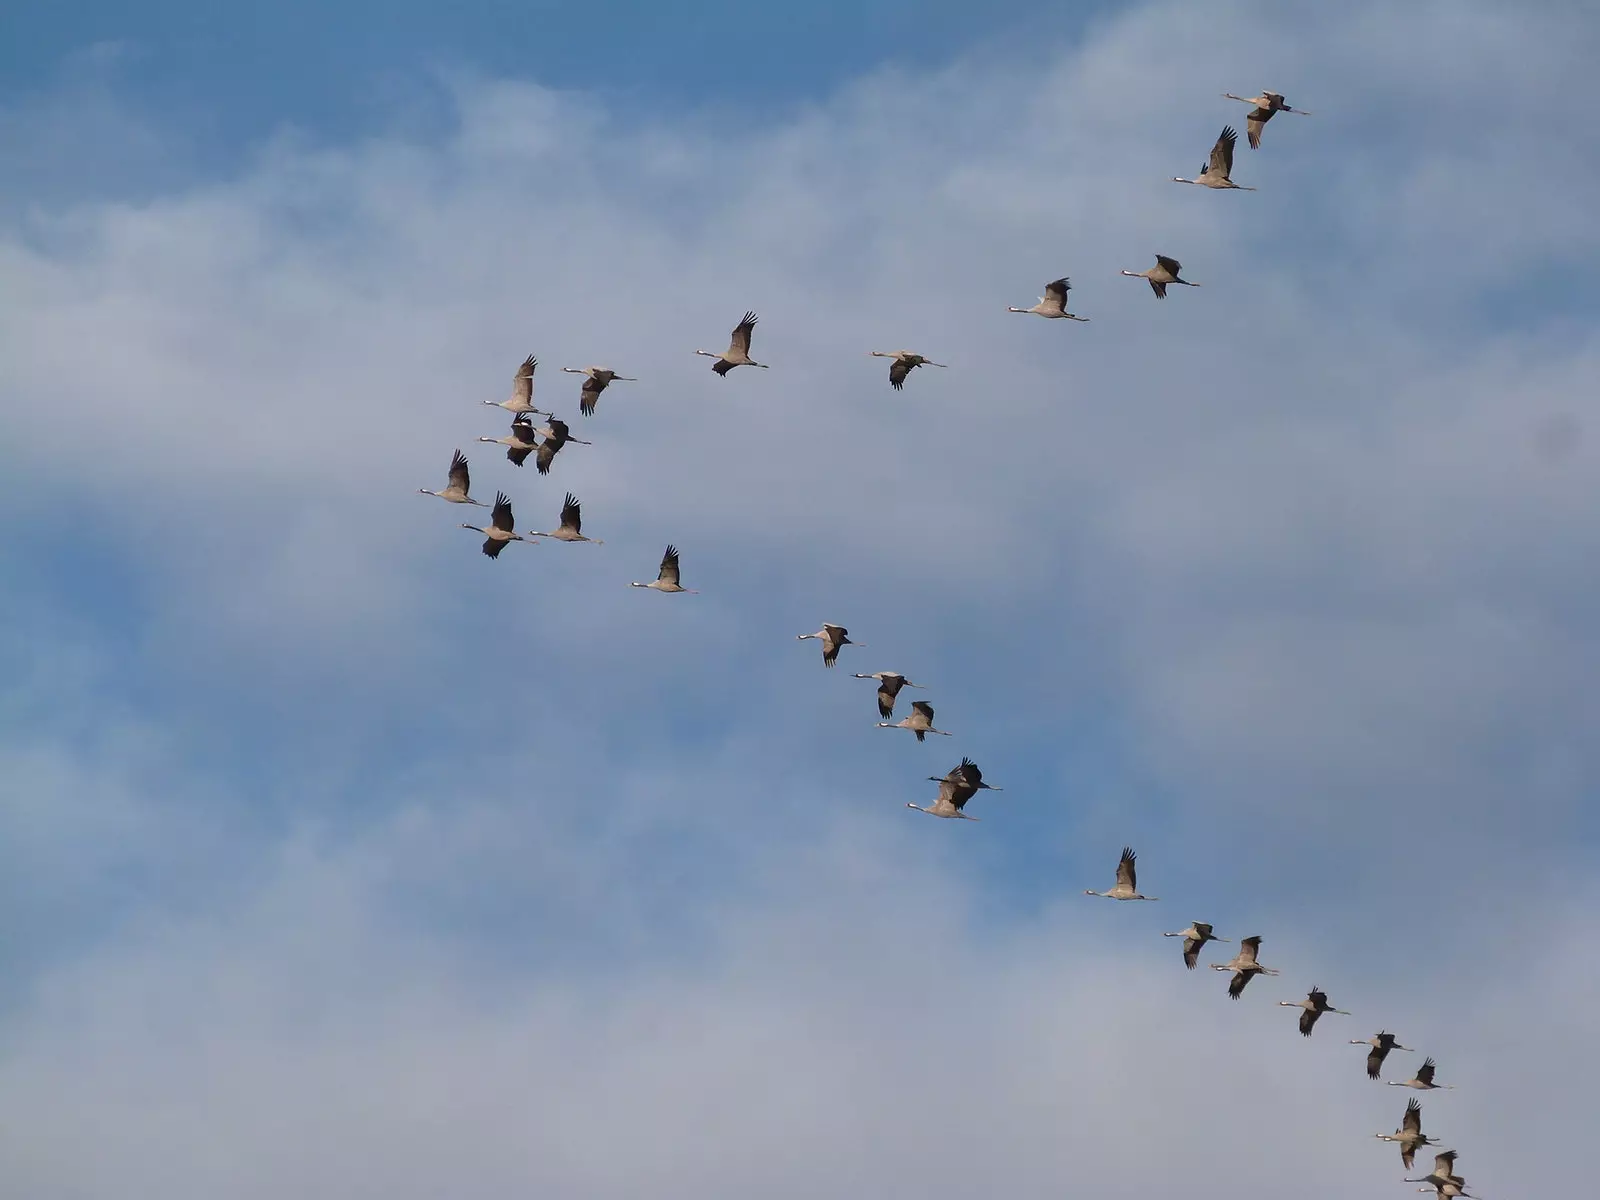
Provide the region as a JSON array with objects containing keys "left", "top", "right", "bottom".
[
  {"left": 908, "top": 758, "right": 1001, "bottom": 820},
  {"left": 797, "top": 623, "right": 859, "bottom": 668},
  {"left": 1084, "top": 845, "right": 1158, "bottom": 900},
  {"left": 852, "top": 671, "right": 925, "bottom": 719},
  {"left": 1221, "top": 90, "right": 1311, "bottom": 149},
  {"left": 1120, "top": 254, "right": 1200, "bottom": 299},
  {"left": 561, "top": 365, "right": 637, "bottom": 417},
  {"left": 418, "top": 449, "right": 487, "bottom": 506},
  {"left": 878, "top": 698, "right": 951, "bottom": 741},
  {"left": 1352, "top": 1031, "right": 1413, "bottom": 1080},
  {"left": 629, "top": 544, "right": 698, "bottom": 593},
  {"left": 1376, "top": 1099, "right": 1442, "bottom": 1172},
  {"left": 459, "top": 490, "right": 527, "bottom": 559},
  {"left": 1007, "top": 276, "right": 1089, "bottom": 321},
  {"left": 1173, "top": 126, "right": 1255, "bottom": 190},
  {"left": 1211, "top": 935, "right": 1279, "bottom": 999},
  {"left": 1162, "top": 922, "right": 1228, "bottom": 969},
  {"left": 1279, "top": 986, "right": 1351, "bottom": 1037},
  {"left": 697, "top": 311, "right": 768, "bottom": 374}
]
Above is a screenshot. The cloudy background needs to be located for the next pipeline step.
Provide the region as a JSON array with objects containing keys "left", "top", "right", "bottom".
[{"left": 2, "top": 0, "right": 1596, "bottom": 1195}]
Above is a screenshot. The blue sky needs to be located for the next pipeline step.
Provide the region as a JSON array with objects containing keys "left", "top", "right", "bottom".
[
  {"left": 3, "top": 1, "right": 1111, "bottom": 193},
  {"left": 2, "top": 1, "right": 1598, "bottom": 1196}
]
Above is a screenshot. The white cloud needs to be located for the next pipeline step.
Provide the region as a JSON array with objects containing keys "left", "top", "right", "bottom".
[
  {"left": 1, "top": 814, "right": 1592, "bottom": 1198},
  {"left": 1, "top": 0, "right": 1597, "bottom": 1194}
]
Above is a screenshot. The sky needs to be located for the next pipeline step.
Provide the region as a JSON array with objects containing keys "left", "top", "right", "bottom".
[{"left": 1, "top": 0, "right": 1597, "bottom": 1195}]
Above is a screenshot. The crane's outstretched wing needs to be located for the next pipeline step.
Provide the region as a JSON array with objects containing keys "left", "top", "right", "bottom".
[{"left": 1209, "top": 127, "right": 1238, "bottom": 179}]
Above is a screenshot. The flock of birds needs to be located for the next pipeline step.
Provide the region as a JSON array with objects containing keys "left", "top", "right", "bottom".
[
  {"left": 416, "top": 86, "right": 1487, "bottom": 1198},
  {"left": 1080, "top": 845, "right": 1471, "bottom": 1197}
]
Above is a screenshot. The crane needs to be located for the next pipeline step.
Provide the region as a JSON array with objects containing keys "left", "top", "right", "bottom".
[
  {"left": 1221, "top": 90, "right": 1310, "bottom": 149},
  {"left": 460, "top": 491, "right": 528, "bottom": 559},
  {"left": 560, "top": 366, "right": 637, "bottom": 417},
  {"left": 532, "top": 417, "right": 591, "bottom": 476},
  {"left": 1084, "top": 846, "right": 1158, "bottom": 900},
  {"left": 1351, "top": 1031, "right": 1413, "bottom": 1080},
  {"left": 1162, "top": 922, "right": 1228, "bottom": 969},
  {"left": 696, "top": 311, "right": 768, "bottom": 374},
  {"left": 878, "top": 699, "right": 951, "bottom": 741},
  {"left": 478, "top": 415, "right": 541, "bottom": 467},
  {"left": 852, "top": 671, "right": 925, "bottom": 719},
  {"left": 1389, "top": 1057, "right": 1454, "bottom": 1091},
  {"left": 797, "top": 624, "right": 860, "bottom": 668},
  {"left": 1007, "top": 276, "right": 1089, "bottom": 321},
  {"left": 484, "top": 353, "right": 550, "bottom": 417},
  {"left": 908, "top": 759, "right": 999, "bottom": 820},
  {"left": 870, "top": 350, "right": 948, "bottom": 390},
  {"left": 526, "top": 493, "right": 603, "bottom": 544},
  {"left": 1172, "top": 126, "right": 1255, "bottom": 190},
  {"left": 629, "top": 545, "right": 697, "bottom": 593},
  {"left": 1211, "top": 936, "right": 1279, "bottom": 998},
  {"left": 1120, "top": 255, "right": 1200, "bottom": 298},
  {"left": 1376, "top": 1099, "right": 1443, "bottom": 1171},
  {"left": 418, "top": 449, "right": 487, "bottom": 506},
  {"left": 1278, "top": 986, "right": 1351, "bottom": 1037}
]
